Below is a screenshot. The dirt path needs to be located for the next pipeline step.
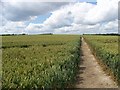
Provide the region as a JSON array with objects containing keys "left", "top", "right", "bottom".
[{"left": 75, "top": 37, "right": 118, "bottom": 88}]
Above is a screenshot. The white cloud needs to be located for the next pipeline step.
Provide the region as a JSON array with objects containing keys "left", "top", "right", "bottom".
[
  {"left": 28, "top": 0, "right": 118, "bottom": 34},
  {"left": 3, "top": 2, "right": 69, "bottom": 21},
  {"left": 43, "top": 2, "right": 94, "bottom": 28},
  {"left": 104, "top": 20, "right": 118, "bottom": 30},
  {"left": 25, "top": 23, "right": 55, "bottom": 34},
  {"left": 0, "top": 21, "right": 26, "bottom": 34},
  {"left": 1, "top": 0, "right": 119, "bottom": 34},
  {"left": 99, "top": 20, "right": 118, "bottom": 33},
  {"left": 25, "top": 23, "right": 43, "bottom": 34},
  {"left": 2, "top": 0, "right": 76, "bottom": 2},
  {"left": 84, "top": 0, "right": 118, "bottom": 24},
  {"left": 53, "top": 23, "right": 101, "bottom": 34}
]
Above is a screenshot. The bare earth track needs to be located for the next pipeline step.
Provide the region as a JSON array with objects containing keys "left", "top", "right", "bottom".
[{"left": 75, "top": 38, "right": 118, "bottom": 88}]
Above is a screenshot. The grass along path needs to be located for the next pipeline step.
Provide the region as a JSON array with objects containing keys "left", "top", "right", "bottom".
[{"left": 75, "top": 37, "right": 118, "bottom": 88}]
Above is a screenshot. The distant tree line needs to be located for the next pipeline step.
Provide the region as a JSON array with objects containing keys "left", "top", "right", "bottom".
[
  {"left": 1, "top": 33, "right": 27, "bottom": 36},
  {"left": 83, "top": 33, "right": 119, "bottom": 36},
  {"left": 0, "top": 33, "right": 53, "bottom": 36}
]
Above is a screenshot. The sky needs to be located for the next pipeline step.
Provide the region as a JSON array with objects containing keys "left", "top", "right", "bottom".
[{"left": 0, "top": 0, "right": 119, "bottom": 34}]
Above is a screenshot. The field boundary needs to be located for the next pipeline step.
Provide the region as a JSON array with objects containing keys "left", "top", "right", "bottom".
[{"left": 83, "top": 37, "right": 119, "bottom": 86}]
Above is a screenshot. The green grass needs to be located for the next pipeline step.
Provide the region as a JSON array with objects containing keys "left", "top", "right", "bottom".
[
  {"left": 2, "top": 35, "right": 81, "bottom": 88},
  {"left": 83, "top": 35, "right": 120, "bottom": 84}
]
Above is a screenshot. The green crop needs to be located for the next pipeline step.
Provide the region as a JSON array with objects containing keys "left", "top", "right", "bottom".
[
  {"left": 83, "top": 35, "right": 120, "bottom": 84},
  {"left": 2, "top": 35, "right": 81, "bottom": 88}
]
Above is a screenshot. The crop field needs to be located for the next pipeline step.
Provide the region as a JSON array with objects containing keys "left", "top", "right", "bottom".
[
  {"left": 1, "top": 34, "right": 119, "bottom": 88},
  {"left": 83, "top": 35, "right": 120, "bottom": 84},
  {"left": 2, "top": 35, "right": 80, "bottom": 88}
]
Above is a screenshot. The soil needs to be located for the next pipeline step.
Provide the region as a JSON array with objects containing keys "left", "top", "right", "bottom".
[{"left": 75, "top": 38, "right": 118, "bottom": 88}]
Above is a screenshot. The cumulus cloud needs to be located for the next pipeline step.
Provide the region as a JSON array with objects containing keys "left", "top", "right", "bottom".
[
  {"left": 25, "top": 0, "right": 118, "bottom": 34},
  {"left": 2, "top": 0, "right": 76, "bottom": 2},
  {"left": 99, "top": 20, "right": 118, "bottom": 33},
  {"left": 1, "top": 0, "right": 119, "bottom": 34},
  {"left": 25, "top": 23, "right": 56, "bottom": 34},
  {"left": 43, "top": 2, "right": 94, "bottom": 28},
  {"left": 25, "top": 2, "right": 94, "bottom": 34},
  {"left": 43, "top": 7, "right": 73, "bottom": 29},
  {"left": 3, "top": 2, "right": 69, "bottom": 21},
  {"left": 53, "top": 23, "right": 101, "bottom": 34},
  {"left": 25, "top": 23, "right": 43, "bottom": 34},
  {"left": 0, "top": 21, "right": 26, "bottom": 34},
  {"left": 84, "top": 0, "right": 118, "bottom": 24},
  {"left": 42, "top": 0, "right": 118, "bottom": 28}
]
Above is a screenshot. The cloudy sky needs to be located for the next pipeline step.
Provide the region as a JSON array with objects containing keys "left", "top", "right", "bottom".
[{"left": 0, "top": 0, "right": 119, "bottom": 34}]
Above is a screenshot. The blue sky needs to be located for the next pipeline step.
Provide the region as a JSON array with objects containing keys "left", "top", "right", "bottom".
[{"left": 26, "top": 13, "right": 52, "bottom": 25}]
